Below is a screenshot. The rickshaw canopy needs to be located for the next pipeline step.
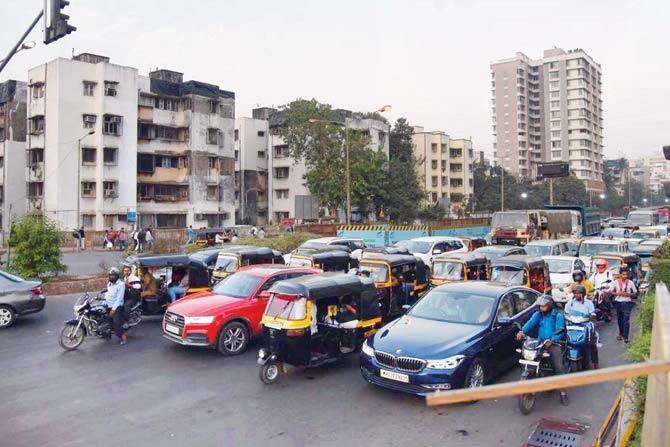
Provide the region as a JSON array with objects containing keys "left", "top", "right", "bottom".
[
  {"left": 490, "top": 254, "right": 546, "bottom": 270},
  {"left": 434, "top": 252, "right": 489, "bottom": 266},
  {"left": 126, "top": 254, "right": 192, "bottom": 268},
  {"left": 359, "top": 254, "right": 428, "bottom": 284}
]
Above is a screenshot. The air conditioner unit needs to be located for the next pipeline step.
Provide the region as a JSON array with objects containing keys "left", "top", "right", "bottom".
[
  {"left": 110, "top": 116, "right": 122, "bottom": 123},
  {"left": 195, "top": 213, "right": 204, "bottom": 220},
  {"left": 84, "top": 115, "right": 96, "bottom": 123},
  {"left": 104, "top": 191, "right": 118, "bottom": 198}
]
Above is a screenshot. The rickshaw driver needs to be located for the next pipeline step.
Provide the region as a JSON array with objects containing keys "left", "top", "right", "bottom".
[
  {"left": 324, "top": 296, "right": 359, "bottom": 329},
  {"left": 167, "top": 268, "right": 189, "bottom": 303},
  {"left": 141, "top": 268, "right": 159, "bottom": 300}
]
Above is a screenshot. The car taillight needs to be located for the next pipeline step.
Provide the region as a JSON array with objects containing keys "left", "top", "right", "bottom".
[
  {"left": 287, "top": 329, "right": 305, "bottom": 337},
  {"left": 31, "top": 287, "right": 43, "bottom": 295}
]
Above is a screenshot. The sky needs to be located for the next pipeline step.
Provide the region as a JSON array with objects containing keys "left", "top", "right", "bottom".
[{"left": 1, "top": 0, "right": 668, "bottom": 159}]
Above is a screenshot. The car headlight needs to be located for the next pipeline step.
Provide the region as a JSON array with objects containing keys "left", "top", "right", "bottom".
[
  {"left": 361, "top": 339, "right": 374, "bottom": 357},
  {"left": 426, "top": 355, "right": 465, "bottom": 370},
  {"left": 184, "top": 316, "right": 215, "bottom": 325}
]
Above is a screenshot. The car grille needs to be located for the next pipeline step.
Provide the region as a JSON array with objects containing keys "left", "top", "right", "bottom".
[
  {"left": 374, "top": 351, "right": 425, "bottom": 372},
  {"left": 164, "top": 311, "right": 185, "bottom": 328}
]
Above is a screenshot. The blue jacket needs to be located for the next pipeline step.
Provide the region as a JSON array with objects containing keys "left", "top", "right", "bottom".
[{"left": 522, "top": 309, "right": 565, "bottom": 343}]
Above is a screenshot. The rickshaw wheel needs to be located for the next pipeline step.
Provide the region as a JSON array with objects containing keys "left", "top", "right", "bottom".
[{"left": 260, "top": 362, "right": 280, "bottom": 385}]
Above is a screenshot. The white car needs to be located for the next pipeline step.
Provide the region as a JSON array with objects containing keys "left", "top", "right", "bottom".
[
  {"left": 578, "top": 238, "right": 628, "bottom": 273},
  {"left": 402, "top": 236, "right": 468, "bottom": 267},
  {"left": 284, "top": 237, "right": 366, "bottom": 263},
  {"left": 543, "top": 255, "right": 587, "bottom": 303}
]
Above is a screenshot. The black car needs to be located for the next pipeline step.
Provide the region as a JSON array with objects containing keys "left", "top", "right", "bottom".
[
  {"left": 360, "top": 281, "right": 539, "bottom": 395},
  {"left": 0, "top": 270, "right": 45, "bottom": 328}
]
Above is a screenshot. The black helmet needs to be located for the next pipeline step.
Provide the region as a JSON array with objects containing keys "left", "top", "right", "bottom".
[
  {"left": 537, "top": 294, "right": 554, "bottom": 308},
  {"left": 619, "top": 266, "right": 630, "bottom": 274},
  {"left": 572, "top": 270, "right": 584, "bottom": 282},
  {"left": 573, "top": 285, "right": 587, "bottom": 296}
]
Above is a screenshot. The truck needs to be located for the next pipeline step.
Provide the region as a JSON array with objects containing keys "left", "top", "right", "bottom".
[
  {"left": 491, "top": 209, "right": 580, "bottom": 246},
  {"left": 543, "top": 204, "right": 600, "bottom": 237}
]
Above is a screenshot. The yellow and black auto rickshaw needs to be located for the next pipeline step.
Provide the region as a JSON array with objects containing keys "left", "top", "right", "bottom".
[
  {"left": 430, "top": 252, "right": 490, "bottom": 287},
  {"left": 212, "top": 246, "right": 284, "bottom": 282},
  {"left": 288, "top": 250, "right": 358, "bottom": 273},
  {"left": 125, "top": 254, "right": 211, "bottom": 316},
  {"left": 357, "top": 254, "right": 429, "bottom": 319},
  {"left": 257, "top": 272, "right": 382, "bottom": 384},
  {"left": 195, "top": 228, "right": 231, "bottom": 247},
  {"left": 490, "top": 255, "right": 552, "bottom": 295}
]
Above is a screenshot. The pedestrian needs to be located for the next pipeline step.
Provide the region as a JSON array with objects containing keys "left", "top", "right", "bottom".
[
  {"left": 186, "top": 225, "right": 196, "bottom": 245},
  {"left": 231, "top": 231, "right": 239, "bottom": 243},
  {"left": 137, "top": 228, "right": 146, "bottom": 253},
  {"left": 108, "top": 228, "right": 117, "bottom": 249},
  {"left": 145, "top": 227, "right": 154, "bottom": 251},
  {"left": 78, "top": 226, "right": 86, "bottom": 251},
  {"left": 118, "top": 228, "right": 127, "bottom": 251},
  {"left": 103, "top": 229, "right": 110, "bottom": 249},
  {"left": 610, "top": 266, "right": 638, "bottom": 344},
  {"left": 251, "top": 225, "right": 258, "bottom": 238},
  {"left": 258, "top": 227, "right": 266, "bottom": 239}
]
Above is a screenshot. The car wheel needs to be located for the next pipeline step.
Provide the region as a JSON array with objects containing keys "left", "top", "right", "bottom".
[
  {"left": 216, "top": 321, "right": 249, "bottom": 356},
  {"left": 0, "top": 305, "right": 16, "bottom": 329},
  {"left": 464, "top": 358, "right": 486, "bottom": 389}
]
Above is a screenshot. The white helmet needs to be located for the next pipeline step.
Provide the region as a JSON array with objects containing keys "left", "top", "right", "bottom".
[{"left": 127, "top": 275, "right": 142, "bottom": 289}]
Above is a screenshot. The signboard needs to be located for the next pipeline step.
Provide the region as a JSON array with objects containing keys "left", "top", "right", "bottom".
[
  {"left": 295, "top": 195, "right": 320, "bottom": 220},
  {"left": 537, "top": 162, "right": 570, "bottom": 179},
  {"left": 127, "top": 211, "right": 137, "bottom": 222}
]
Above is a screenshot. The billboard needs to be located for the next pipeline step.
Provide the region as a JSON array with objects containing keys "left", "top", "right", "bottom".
[{"left": 537, "top": 162, "right": 570, "bottom": 179}]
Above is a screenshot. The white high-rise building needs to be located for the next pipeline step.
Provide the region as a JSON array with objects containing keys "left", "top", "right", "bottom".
[{"left": 234, "top": 114, "right": 269, "bottom": 225}]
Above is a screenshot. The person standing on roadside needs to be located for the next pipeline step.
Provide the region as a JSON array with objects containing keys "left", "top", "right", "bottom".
[
  {"left": 118, "top": 228, "right": 127, "bottom": 251},
  {"left": 78, "top": 226, "right": 86, "bottom": 251},
  {"left": 258, "top": 227, "right": 266, "bottom": 239},
  {"left": 610, "top": 266, "right": 638, "bottom": 344},
  {"left": 108, "top": 228, "right": 117, "bottom": 249},
  {"left": 137, "top": 228, "right": 146, "bottom": 253},
  {"left": 186, "top": 225, "right": 196, "bottom": 245},
  {"left": 145, "top": 227, "right": 154, "bottom": 251}
]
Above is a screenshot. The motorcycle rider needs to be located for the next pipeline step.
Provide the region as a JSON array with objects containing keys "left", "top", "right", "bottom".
[
  {"left": 103, "top": 267, "right": 127, "bottom": 345},
  {"left": 566, "top": 269, "right": 594, "bottom": 297},
  {"left": 589, "top": 259, "right": 614, "bottom": 292},
  {"left": 516, "top": 295, "right": 569, "bottom": 405},
  {"left": 565, "top": 284, "right": 599, "bottom": 369},
  {"left": 123, "top": 275, "right": 142, "bottom": 324}
]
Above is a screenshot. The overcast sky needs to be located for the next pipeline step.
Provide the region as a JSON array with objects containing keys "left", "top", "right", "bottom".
[{"left": 2, "top": 0, "right": 668, "bottom": 159}]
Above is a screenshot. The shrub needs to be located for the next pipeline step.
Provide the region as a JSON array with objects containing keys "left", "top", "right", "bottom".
[
  {"left": 234, "top": 232, "right": 320, "bottom": 253},
  {"left": 7, "top": 214, "right": 66, "bottom": 278},
  {"left": 649, "top": 259, "right": 670, "bottom": 288}
]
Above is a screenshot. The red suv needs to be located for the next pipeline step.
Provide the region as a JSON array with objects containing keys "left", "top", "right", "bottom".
[{"left": 162, "top": 265, "right": 320, "bottom": 355}]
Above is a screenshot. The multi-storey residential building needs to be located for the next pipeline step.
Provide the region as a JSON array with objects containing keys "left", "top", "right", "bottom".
[
  {"left": 604, "top": 158, "right": 629, "bottom": 196},
  {"left": 0, "top": 80, "right": 27, "bottom": 241},
  {"left": 412, "top": 126, "right": 476, "bottom": 211},
  {"left": 25, "top": 54, "right": 236, "bottom": 231},
  {"left": 266, "top": 108, "right": 390, "bottom": 223},
  {"left": 491, "top": 48, "right": 604, "bottom": 194},
  {"left": 234, "top": 115, "right": 269, "bottom": 225},
  {"left": 136, "top": 69, "right": 235, "bottom": 229},
  {"left": 629, "top": 157, "right": 670, "bottom": 196},
  {"left": 27, "top": 53, "right": 138, "bottom": 231}
]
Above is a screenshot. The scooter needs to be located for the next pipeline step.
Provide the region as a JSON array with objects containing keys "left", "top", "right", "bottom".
[{"left": 565, "top": 314, "right": 593, "bottom": 372}]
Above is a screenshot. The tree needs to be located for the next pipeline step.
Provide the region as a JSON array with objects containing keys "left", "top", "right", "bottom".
[
  {"left": 8, "top": 214, "right": 66, "bottom": 278},
  {"left": 471, "top": 163, "right": 523, "bottom": 212}
]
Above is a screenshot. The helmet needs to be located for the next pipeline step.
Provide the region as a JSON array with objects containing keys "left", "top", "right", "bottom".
[
  {"left": 595, "top": 259, "right": 608, "bottom": 268},
  {"left": 619, "top": 266, "right": 630, "bottom": 274},
  {"left": 127, "top": 275, "right": 141, "bottom": 283},
  {"left": 109, "top": 267, "right": 120, "bottom": 276},
  {"left": 573, "top": 285, "right": 587, "bottom": 296},
  {"left": 537, "top": 294, "right": 554, "bottom": 308},
  {"left": 572, "top": 271, "right": 584, "bottom": 282}
]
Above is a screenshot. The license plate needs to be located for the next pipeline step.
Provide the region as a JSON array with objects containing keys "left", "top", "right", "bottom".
[
  {"left": 519, "top": 359, "right": 540, "bottom": 367},
  {"left": 380, "top": 369, "right": 409, "bottom": 383},
  {"left": 165, "top": 323, "right": 180, "bottom": 335}
]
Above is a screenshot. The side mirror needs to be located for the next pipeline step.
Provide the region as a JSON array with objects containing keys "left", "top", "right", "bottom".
[
  {"left": 257, "top": 290, "right": 271, "bottom": 300},
  {"left": 401, "top": 304, "right": 411, "bottom": 313},
  {"left": 497, "top": 316, "right": 513, "bottom": 326}
]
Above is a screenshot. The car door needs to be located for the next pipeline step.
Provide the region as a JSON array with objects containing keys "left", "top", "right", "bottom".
[{"left": 486, "top": 293, "right": 517, "bottom": 374}]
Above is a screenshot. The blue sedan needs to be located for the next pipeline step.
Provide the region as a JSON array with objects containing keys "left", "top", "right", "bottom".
[{"left": 360, "top": 282, "right": 540, "bottom": 396}]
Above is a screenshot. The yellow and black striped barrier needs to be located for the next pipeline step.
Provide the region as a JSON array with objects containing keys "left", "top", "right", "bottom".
[
  {"left": 337, "top": 225, "right": 387, "bottom": 231},
  {"left": 389, "top": 225, "right": 429, "bottom": 231}
]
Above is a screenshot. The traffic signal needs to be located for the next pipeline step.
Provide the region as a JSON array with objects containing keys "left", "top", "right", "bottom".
[
  {"left": 663, "top": 145, "right": 670, "bottom": 161},
  {"left": 44, "top": 0, "right": 76, "bottom": 44}
]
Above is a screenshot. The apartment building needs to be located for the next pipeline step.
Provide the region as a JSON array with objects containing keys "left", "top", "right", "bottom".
[
  {"left": 629, "top": 157, "right": 670, "bottom": 195},
  {"left": 491, "top": 48, "right": 604, "bottom": 193},
  {"left": 0, "top": 80, "right": 27, "bottom": 241},
  {"left": 27, "top": 53, "right": 138, "bottom": 231},
  {"left": 412, "top": 126, "right": 476, "bottom": 211},
  {"left": 234, "top": 116, "right": 269, "bottom": 225},
  {"left": 136, "top": 69, "right": 235, "bottom": 229},
  {"left": 604, "top": 158, "right": 629, "bottom": 196},
  {"left": 266, "top": 108, "right": 390, "bottom": 223}
]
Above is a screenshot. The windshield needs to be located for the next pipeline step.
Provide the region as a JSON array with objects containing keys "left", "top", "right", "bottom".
[
  {"left": 580, "top": 243, "right": 619, "bottom": 256},
  {"left": 432, "top": 261, "right": 464, "bottom": 280},
  {"left": 265, "top": 295, "right": 307, "bottom": 320},
  {"left": 602, "top": 229, "right": 625, "bottom": 238},
  {"left": 212, "top": 272, "right": 263, "bottom": 298},
  {"left": 631, "top": 232, "right": 655, "bottom": 240},
  {"left": 546, "top": 258, "right": 573, "bottom": 274},
  {"left": 628, "top": 213, "right": 653, "bottom": 226},
  {"left": 289, "top": 257, "right": 314, "bottom": 268},
  {"left": 405, "top": 241, "right": 432, "bottom": 254},
  {"left": 214, "top": 255, "right": 239, "bottom": 273},
  {"left": 492, "top": 212, "right": 529, "bottom": 229},
  {"left": 359, "top": 263, "right": 389, "bottom": 282},
  {"left": 301, "top": 241, "right": 328, "bottom": 249},
  {"left": 409, "top": 290, "right": 495, "bottom": 325},
  {"left": 491, "top": 266, "right": 526, "bottom": 285},
  {"left": 524, "top": 244, "right": 552, "bottom": 257}
]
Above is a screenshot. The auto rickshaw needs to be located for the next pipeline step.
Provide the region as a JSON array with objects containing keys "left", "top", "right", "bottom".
[
  {"left": 357, "top": 254, "right": 429, "bottom": 319},
  {"left": 195, "top": 228, "right": 231, "bottom": 247},
  {"left": 430, "top": 252, "right": 490, "bottom": 287},
  {"left": 361, "top": 246, "right": 410, "bottom": 259},
  {"left": 590, "top": 252, "right": 643, "bottom": 286},
  {"left": 125, "top": 254, "right": 211, "bottom": 316},
  {"left": 288, "top": 250, "right": 358, "bottom": 272},
  {"left": 631, "top": 229, "right": 661, "bottom": 241},
  {"left": 257, "top": 273, "right": 382, "bottom": 384},
  {"left": 630, "top": 245, "right": 658, "bottom": 273},
  {"left": 212, "top": 246, "right": 284, "bottom": 282},
  {"left": 490, "top": 255, "right": 552, "bottom": 295},
  {"left": 461, "top": 237, "right": 488, "bottom": 252}
]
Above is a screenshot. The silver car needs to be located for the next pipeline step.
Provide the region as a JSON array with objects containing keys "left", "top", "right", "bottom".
[{"left": 0, "top": 270, "right": 45, "bottom": 328}]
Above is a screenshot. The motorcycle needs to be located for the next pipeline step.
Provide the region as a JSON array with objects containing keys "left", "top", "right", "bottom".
[
  {"left": 58, "top": 290, "right": 141, "bottom": 351},
  {"left": 592, "top": 282, "right": 613, "bottom": 323},
  {"left": 565, "top": 314, "right": 594, "bottom": 372},
  {"left": 517, "top": 337, "right": 563, "bottom": 414}
]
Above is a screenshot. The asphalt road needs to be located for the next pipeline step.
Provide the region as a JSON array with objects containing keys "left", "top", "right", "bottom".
[
  {"left": 60, "top": 250, "right": 124, "bottom": 276},
  {"left": 1, "top": 294, "right": 630, "bottom": 447}
]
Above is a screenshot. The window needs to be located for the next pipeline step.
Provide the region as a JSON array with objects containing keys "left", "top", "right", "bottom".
[
  {"left": 496, "top": 295, "right": 515, "bottom": 319},
  {"left": 221, "top": 157, "right": 235, "bottom": 175},
  {"left": 83, "top": 81, "right": 96, "bottom": 96},
  {"left": 275, "top": 189, "right": 289, "bottom": 199},
  {"left": 549, "top": 71, "right": 560, "bottom": 79},
  {"left": 234, "top": 129, "right": 239, "bottom": 141},
  {"left": 82, "top": 214, "right": 95, "bottom": 228},
  {"left": 257, "top": 130, "right": 265, "bottom": 137},
  {"left": 431, "top": 160, "right": 438, "bottom": 170},
  {"left": 82, "top": 114, "right": 96, "bottom": 129},
  {"left": 81, "top": 147, "right": 96, "bottom": 165},
  {"left": 103, "top": 147, "right": 118, "bottom": 165},
  {"left": 31, "top": 83, "right": 45, "bottom": 99},
  {"left": 207, "top": 185, "right": 219, "bottom": 200},
  {"left": 103, "top": 115, "right": 122, "bottom": 135},
  {"left": 431, "top": 143, "right": 438, "bottom": 153},
  {"left": 209, "top": 100, "right": 218, "bottom": 113},
  {"left": 28, "top": 182, "right": 43, "bottom": 197},
  {"left": 208, "top": 157, "right": 219, "bottom": 169},
  {"left": 549, "top": 81, "right": 559, "bottom": 89},
  {"left": 155, "top": 97, "right": 179, "bottom": 111},
  {"left": 155, "top": 125, "right": 179, "bottom": 141},
  {"left": 29, "top": 149, "right": 44, "bottom": 164},
  {"left": 29, "top": 116, "right": 45, "bottom": 134},
  {"left": 551, "top": 141, "right": 561, "bottom": 148},
  {"left": 182, "top": 98, "right": 191, "bottom": 111},
  {"left": 257, "top": 151, "right": 266, "bottom": 159},
  {"left": 550, "top": 100, "right": 560, "bottom": 108},
  {"left": 207, "top": 128, "right": 223, "bottom": 145},
  {"left": 275, "top": 167, "right": 289, "bottom": 179},
  {"left": 431, "top": 176, "right": 438, "bottom": 187},
  {"left": 274, "top": 145, "right": 289, "bottom": 158},
  {"left": 104, "top": 81, "right": 118, "bottom": 97},
  {"left": 512, "top": 290, "right": 537, "bottom": 314},
  {"left": 103, "top": 181, "right": 118, "bottom": 198},
  {"left": 81, "top": 181, "right": 96, "bottom": 198}
]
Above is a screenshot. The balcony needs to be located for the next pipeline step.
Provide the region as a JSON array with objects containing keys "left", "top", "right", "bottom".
[{"left": 28, "top": 162, "right": 44, "bottom": 181}]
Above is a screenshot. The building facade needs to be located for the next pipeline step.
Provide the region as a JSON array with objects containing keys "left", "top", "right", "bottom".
[
  {"left": 491, "top": 48, "right": 604, "bottom": 193},
  {"left": 0, "top": 80, "right": 27, "bottom": 241},
  {"left": 629, "top": 157, "right": 670, "bottom": 196},
  {"left": 234, "top": 116, "right": 269, "bottom": 225},
  {"left": 604, "top": 158, "right": 629, "bottom": 196},
  {"left": 412, "top": 126, "right": 476, "bottom": 212}
]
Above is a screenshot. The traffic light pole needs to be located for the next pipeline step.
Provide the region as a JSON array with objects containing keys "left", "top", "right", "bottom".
[{"left": 0, "top": 9, "right": 43, "bottom": 75}]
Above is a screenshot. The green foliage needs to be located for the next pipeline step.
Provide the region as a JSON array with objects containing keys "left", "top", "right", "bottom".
[
  {"left": 654, "top": 240, "right": 670, "bottom": 260},
  {"left": 649, "top": 258, "right": 670, "bottom": 286},
  {"left": 7, "top": 214, "right": 66, "bottom": 278},
  {"left": 418, "top": 205, "right": 445, "bottom": 222}
]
